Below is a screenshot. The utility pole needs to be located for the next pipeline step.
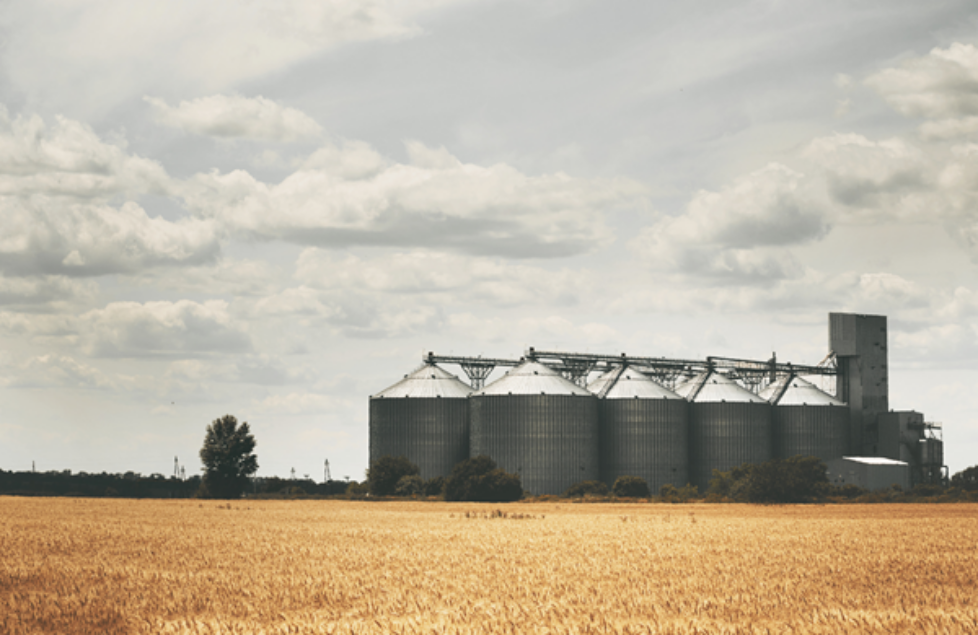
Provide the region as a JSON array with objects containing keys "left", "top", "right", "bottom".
[{"left": 324, "top": 459, "right": 331, "bottom": 483}]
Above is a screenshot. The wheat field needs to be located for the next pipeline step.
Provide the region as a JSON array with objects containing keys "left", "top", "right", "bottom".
[{"left": 1, "top": 498, "right": 976, "bottom": 634}]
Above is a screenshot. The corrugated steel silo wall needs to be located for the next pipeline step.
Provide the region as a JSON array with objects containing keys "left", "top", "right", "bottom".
[
  {"left": 470, "top": 394, "right": 598, "bottom": 496},
  {"left": 688, "top": 402, "right": 772, "bottom": 492},
  {"left": 772, "top": 404, "right": 849, "bottom": 463},
  {"left": 599, "top": 399, "right": 689, "bottom": 492},
  {"left": 369, "top": 397, "right": 470, "bottom": 480}
]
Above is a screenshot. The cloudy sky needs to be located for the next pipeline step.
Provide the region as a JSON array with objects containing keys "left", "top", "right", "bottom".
[{"left": 2, "top": 0, "right": 977, "bottom": 481}]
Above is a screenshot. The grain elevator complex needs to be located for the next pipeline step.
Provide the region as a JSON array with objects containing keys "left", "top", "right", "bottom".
[{"left": 369, "top": 313, "right": 946, "bottom": 494}]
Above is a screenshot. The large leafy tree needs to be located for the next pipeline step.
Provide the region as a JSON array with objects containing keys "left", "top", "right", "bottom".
[{"left": 199, "top": 415, "right": 258, "bottom": 499}]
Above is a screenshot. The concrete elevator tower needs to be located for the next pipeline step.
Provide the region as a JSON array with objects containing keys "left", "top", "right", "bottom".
[{"left": 829, "top": 312, "right": 888, "bottom": 455}]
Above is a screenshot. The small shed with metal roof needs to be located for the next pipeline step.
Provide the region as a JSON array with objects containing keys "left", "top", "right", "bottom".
[{"left": 826, "top": 456, "right": 910, "bottom": 491}]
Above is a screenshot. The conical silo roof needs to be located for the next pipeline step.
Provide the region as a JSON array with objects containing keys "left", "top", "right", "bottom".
[
  {"left": 673, "top": 375, "right": 699, "bottom": 399},
  {"left": 588, "top": 367, "right": 683, "bottom": 400},
  {"left": 684, "top": 370, "right": 767, "bottom": 403},
  {"left": 759, "top": 375, "right": 844, "bottom": 406},
  {"left": 476, "top": 360, "right": 591, "bottom": 396},
  {"left": 372, "top": 363, "right": 472, "bottom": 399}
]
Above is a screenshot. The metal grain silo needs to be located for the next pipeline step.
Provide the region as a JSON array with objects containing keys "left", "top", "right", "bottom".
[
  {"left": 685, "top": 370, "right": 772, "bottom": 492},
  {"left": 470, "top": 360, "right": 598, "bottom": 495},
  {"left": 759, "top": 375, "right": 849, "bottom": 463},
  {"left": 588, "top": 366, "right": 688, "bottom": 492},
  {"left": 370, "top": 363, "right": 472, "bottom": 479}
]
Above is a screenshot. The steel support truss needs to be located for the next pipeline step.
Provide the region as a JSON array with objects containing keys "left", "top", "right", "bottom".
[{"left": 425, "top": 347, "right": 838, "bottom": 393}]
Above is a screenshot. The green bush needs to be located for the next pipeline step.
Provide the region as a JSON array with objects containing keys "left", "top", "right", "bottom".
[
  {"left": 394, "top": 474, "right": 424, "bottom": 497},
  {"left": 748, "top": 456, "right": 829, "bottom": 503},
  {"left": 827, "top": 483, "right": 866, "bottom": 500},
  {"left": 367, "top": 456, "right": 420, "bottom": 497},
  {"left": 423, "top": 476, "right": 446, "bottom": 497},
  {"left": 951, "top": 465, "right": 978, "bottom": 491},
  {"left": 660, "top": 483, "right": 698, "bottom": 502},
  {"left": 564, "top": 480, "right": 610, "bottom": 498},
  {"left": 345, "top": 481, "right": 369, "bottom": 498},
  {"left": 707, "top": 456, "right": 829, "bottom": 503},
  {"left": 909, "top": 483, "right": 945, "bottom": 498},
  {"left": 612, "top": 475, "right": 650, "bottom": 498},
  {"left": 658, "top": 483, "right": 679, "bottom": 502},
  {"left": 444, "top": 456, "right": 522, "bottom": 502}
]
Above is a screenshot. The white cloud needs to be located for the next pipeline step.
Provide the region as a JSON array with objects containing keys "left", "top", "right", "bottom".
[
  {"left": 181, "top": 140, "right": 642, "bottom": 257},
  {"left": 253, "top": 392, "right": 346, "bottom": 415},
  {"left": 804, "top": 133, "right": 932, "bottom": 217},
  {"left": 608, "top": 267, "right": 967, "bottom": 332},
  {"left": 242, "top": 248, "right": 599, "bottom": 339},
  {"left": 445, "top": 313, "right": 619, "bottom": 348},
  {"left": 0, "top": 275, "right": 95, "bottom": 307},
  {"left": 866, "top": 43, "right": 978, "bottom": 120},
  {"left": 0, "top": 198, "right": 220, "bottom": 277},
  {"left": 866, "top": 43, "right": 978, "bottom": 140},
  {"left": 1, "top": 0, "right": 472, "bottom": 117},
  {"left": 146, "top": 95, "right": 323, "bottom": 142},
  {"left": 893, "top": 323, "right": 978, "bottom": 365},
  {"left": 0, "top": 110, "right": 220, "bottom": 277},
  {"left": 0, "top": 108, "right": 169, "bottom": 198},
  {"left": 253, "top": 286, "right": 442, "bottom": 339},
  {"left": 800, "top": 133, "right": 978, "bottom": 259},
  {"left": 852, "top": 272, "right": 934, "bottom": 312},
  {"left": 123, "top": 257, "right": 278, "bottom": 297},
  {"left": 937, "top": 143, "right": 978, "bottom": 257},
  {"left": 633, "top": 163, "right": 825, "bottom": 283},
  {"left": 81, "top": 300, "right": 251, "bottom": 357},
  {"left": 0, "top": 312, "right": 76, "bottom": 339},
  {"left": 300, "top": 140, "right": 387, "bottom": 179},
  {"left": 164, "top": 355, "right": 313, "bottom": 386},
  {"left": 294, "top": 248, "right": 589, "bottom": 306},
  {"left": 4, "top": 354, "right": 116, "bottom": 390},
  {"left": 919, "top": 116, "right": 978, "bottom": 141}
]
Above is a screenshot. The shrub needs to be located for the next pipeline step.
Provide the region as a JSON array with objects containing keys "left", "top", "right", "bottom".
[
  {"left": 678, "top": 483, "right": 699, "bottom": 501},
  {"left": 951, "top": 465, "right": 978, "bottom": 491},
  {"left": 747, "top": 456, "right": 829, "bottom": 503},
  {"left": 423, "top": 476, "right": 446, "bottom": 497},
  {"left": 444, "top": 456, "right": 522, "bottom": 502},
  {"left": 395, "top": 475, "right": 424, "bottom": 497},
  {"left": 828, "top": 483, "right": 866, "bottom": 500},
  {"left": 367, "top": 456, "right": 420, "bottom": 497},
  {"left": 909, "top": 483, "right": 945, "bottom": 498},
  {"left": 612, "top": 476, "right": 650, "bottom": 498},
  {"left": 564, "top": 480, "right": 610, "bottom": 498},
  {"left": 708, "top": 456, "right": 830, "bottom": 503},
  {"left": 661, "top": 483, "right": 698, "bottom": 503},
  {"left": 659, "top": 484, "right": 679, "bottom": 502},
  {"left": 345, "top": 481, "right": 369, "bottom": 498}
]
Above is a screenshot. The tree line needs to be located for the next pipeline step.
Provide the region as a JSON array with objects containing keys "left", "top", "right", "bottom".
[{"left": 4, "top": 412, "right": 976, "bottom": 503}]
